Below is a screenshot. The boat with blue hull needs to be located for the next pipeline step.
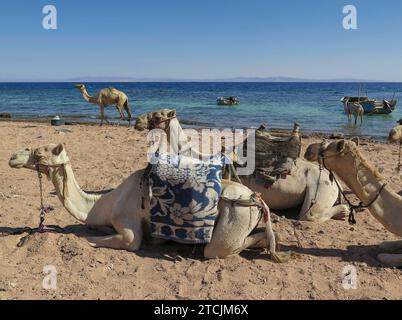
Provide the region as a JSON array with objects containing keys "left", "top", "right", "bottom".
[{"left": 341, "top": 96, "right": 397, "bottom": 115}]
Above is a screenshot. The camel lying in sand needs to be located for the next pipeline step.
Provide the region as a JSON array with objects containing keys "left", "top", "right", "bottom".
[
  {"left": 135, "top": 109, "right": 348, "bottom": 222},
  {"left": 9, "top": 144, "right": 281, "bottom": 260},
  {"left": 387, "top": 124, "right": 402, "bottom": 143},
  {"left": 305, "top": 138, "right": 402, "bottom": 267},
  {"left": 342, "top": 99, "right": 364, "bottom": 125},
  {"left": 75, "top": 84, "right": 132, "bottom": 125}
]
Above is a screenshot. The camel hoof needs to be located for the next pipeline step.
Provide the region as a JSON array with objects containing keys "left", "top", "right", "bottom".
[
  {"left": 271, "top": 251, "right": 291, "bottom": 263},
  {"left": 85, "top": 237, "right": 98, "bottom": 247}
]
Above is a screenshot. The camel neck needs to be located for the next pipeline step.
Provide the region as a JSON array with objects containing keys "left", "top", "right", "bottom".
[
  {"left": 336, "top": 154, "right": 402, "bottom": 236},
  {"left": 51, "top": 163, "right": 101, "bottom": 223},
  {"left": 81, "top": 88, "right": 96, "bottom": 103}
]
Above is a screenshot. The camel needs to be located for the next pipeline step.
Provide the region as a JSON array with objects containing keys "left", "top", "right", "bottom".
[
  {"left": 387, "top": 124, "right": 402, "bottom": 143},
  {"left": 304, "top": 138, "right": 402, "bottom": 267},
  {"left": 9, "top": 144, "right": 281, "bottom": 260},
  {"left": 343, "top": 98, "right": 364, "bottom": 125},
  {"left": 135, "top": 109, "right": 349, "bottom": 222},
  {"left": 387, "top": 123, "right": 402, "bottom": 171},
  {"left": 75, "top": 84, "right": 132, "bottom": 125}
]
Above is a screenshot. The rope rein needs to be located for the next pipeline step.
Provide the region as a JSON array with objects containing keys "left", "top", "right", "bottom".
[{"left": 1, "top": 161, "right": 69, "bottom": 247}]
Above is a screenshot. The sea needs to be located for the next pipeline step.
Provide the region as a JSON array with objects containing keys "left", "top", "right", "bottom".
[{"left": 0, "top": 82, "right": 401, "bottom": 139}]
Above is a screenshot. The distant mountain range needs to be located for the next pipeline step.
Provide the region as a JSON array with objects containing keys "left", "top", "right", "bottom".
[
  {"left": 0, "top": 75, "right": 394, "bottom": 83},
  {"left": 56, "top": 76, "right": 389, "bottom": 83}
]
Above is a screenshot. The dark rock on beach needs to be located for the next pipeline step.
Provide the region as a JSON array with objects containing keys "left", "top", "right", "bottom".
[{"left": 0, "top": 112, "right": 11, "bottom": 118}]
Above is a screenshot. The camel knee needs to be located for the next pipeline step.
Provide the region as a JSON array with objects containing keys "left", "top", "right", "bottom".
[
  {"left": 204, "top": 243, "right": 231, "bottom": 259},
  {"left": 299, "top": 204, "right": 348, "bottom": 222},
  {"left": 112, "top": 217, "right": 143, "bottom": 251}
]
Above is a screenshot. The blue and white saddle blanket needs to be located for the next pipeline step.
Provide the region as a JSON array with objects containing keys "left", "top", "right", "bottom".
[{"left": 149, "top": 153, "right": 226, "bottom": 244}]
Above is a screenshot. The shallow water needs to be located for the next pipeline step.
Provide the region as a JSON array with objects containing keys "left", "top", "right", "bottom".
[{"left": 0, "top": 82, "right": 401, "bottom": 138}]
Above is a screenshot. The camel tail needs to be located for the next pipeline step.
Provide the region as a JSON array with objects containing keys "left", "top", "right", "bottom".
[{"left": 260, "top": 199, "right": 277, "bottom": 257}]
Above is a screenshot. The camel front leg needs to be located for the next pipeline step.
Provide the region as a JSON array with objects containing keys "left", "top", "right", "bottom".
[
  {"left": 379, "top": 240, "right": 402, "bottom": 252},
  {"left": 377, "top": 253, "right": 402, "bottom": 267},
  {"left": 86, "top": 221, "right": 143, "bottom": 252},
  {"left": 298, "top": 170, "right": 349, "bottom": 222},
  {"left": 87, "top": 225, "right": 116, "bottom": 235}
]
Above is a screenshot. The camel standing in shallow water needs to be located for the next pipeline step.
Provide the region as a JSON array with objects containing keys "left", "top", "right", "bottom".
[
  {"left": 9, "top": 144, "right": 281, "bottom": 260},
  {"left": 135, "top": 109, "right": 348, "bottom": 222},
  {"left": 342, "top": 99, "right": 364, "bottom": 125},
  {"left": 75, "top": 84, "right": 132, "bottom": 125},
  {"left": 305, "top": 139, "right": 402, "bottom": 267}
]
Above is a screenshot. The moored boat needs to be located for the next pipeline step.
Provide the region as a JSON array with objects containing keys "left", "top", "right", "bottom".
[
  {"left": 341, "top": 96, "right": 397, "bottom": 115},
  {"left": 217, "top": 96, "right": 239, "bottom": 106}
]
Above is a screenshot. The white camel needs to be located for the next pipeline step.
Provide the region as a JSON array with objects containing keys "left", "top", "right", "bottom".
[
  {"left": 343, "top": 99, "right": 364, "bottom": 125},
  {"left": 135, "top": 109, "right": 349, "bottom": 222},
  {"left": 305, "top": 138, "right": 402, "bottom": 267},
  {"left": 9, "top": 144, "right": 281, "bottom": 260}
]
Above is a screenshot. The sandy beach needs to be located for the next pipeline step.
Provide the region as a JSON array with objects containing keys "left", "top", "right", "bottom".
[{"left": 0, "top": 120, "right": 401, "bottom": 300}]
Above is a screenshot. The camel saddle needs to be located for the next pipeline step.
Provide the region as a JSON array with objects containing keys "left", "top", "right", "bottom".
[
  {"left": 148, "top": 153, "right": 224, "bottom": 244},
  {"left": 242, "top": 123, "right": 301, "bottom": 186}
]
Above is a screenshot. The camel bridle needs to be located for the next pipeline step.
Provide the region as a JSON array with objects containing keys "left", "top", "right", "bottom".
[
  {"left": 317, "top": 142, "right": 386, "bottom": 225},
  {"left": 148, "top": 115, "right": 177, "bottom": 130},
  {"left": 16, "top": 156, "right": 69, "bottom": 247}
]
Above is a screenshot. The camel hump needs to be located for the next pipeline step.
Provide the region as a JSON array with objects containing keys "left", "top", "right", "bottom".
[
  {"left": 221, "top": 180, "right": 254, "bottom": 199},
  {"left": 107, "top": 87, "right": 118, "bottom": 93}
]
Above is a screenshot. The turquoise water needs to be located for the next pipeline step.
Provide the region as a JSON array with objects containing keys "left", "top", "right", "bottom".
[{"left": 0, "top": 82, "right": 401, "bottom": 138}]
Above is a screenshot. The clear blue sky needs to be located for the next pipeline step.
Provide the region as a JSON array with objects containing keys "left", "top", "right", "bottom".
[{"left": 1, "top": 0, "right": 402, "bottom": 81}]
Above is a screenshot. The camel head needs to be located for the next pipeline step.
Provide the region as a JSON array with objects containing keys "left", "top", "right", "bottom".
[
  {"left": 8, "top": 148, "right": 33, "bottom": 169},
  {"left": 304, "top": 138, "right": 359, "bottom": 169},
  {"left": 74, "top": 84, "right": 86, "bottom": 91},
  {"left": 134, "top": 109, "right": 176, "bottom": 131},
  {"left": 9, "top": 143, "right": 69, "bottom": 177},
  {"left": 387, "top": 125, "right": 402, "bottom": 143}
]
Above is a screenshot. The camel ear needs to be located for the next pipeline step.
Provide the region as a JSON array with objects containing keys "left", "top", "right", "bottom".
[
  {"left": 52, "top": 143, "right": 65, "bottom": 156},
  {"left": 350, "top": 137, "right": 359, "bottom": 146},
  {"left": 337, "top": 140, "right": 346, "bottom": 152},
  {"left": 168, "top": 110, "right": 176, "bottom": 118}
]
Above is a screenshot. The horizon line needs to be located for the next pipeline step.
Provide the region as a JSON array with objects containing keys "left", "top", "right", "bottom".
[{"left": 0, "top": 76, "right": 400, "bottom": 83}]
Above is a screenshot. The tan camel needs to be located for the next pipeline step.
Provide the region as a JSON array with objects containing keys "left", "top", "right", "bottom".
[
  {"left": 387, "top": 124, "right": 402, "bottom": 171},
  {"left": 135, "top": 109, "right": 349, "bottom": 222},
  {"left": 75, "top": 84, "right": 132, "bottom": 125},
  {"left": 304, "top": 138, "right": 402, "bottom": 267},
  {"left": 9, "top": 144, "right": 280, "bottom": 260},
  {"left": 387, "top": 124, "right": 402, "bottom": 143},
  {"left": 343, "top": 99, "right": 364, "bottom": 125}
]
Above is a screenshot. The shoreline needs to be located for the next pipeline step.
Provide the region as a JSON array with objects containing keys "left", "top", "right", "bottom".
[{"left": 0, "top": 117, "right": 389, "bottom": 142}]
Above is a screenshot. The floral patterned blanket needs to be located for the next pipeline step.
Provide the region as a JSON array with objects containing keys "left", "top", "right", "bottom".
[{"left": 149, "top": 153, "right": 223, "bottom": 244}]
